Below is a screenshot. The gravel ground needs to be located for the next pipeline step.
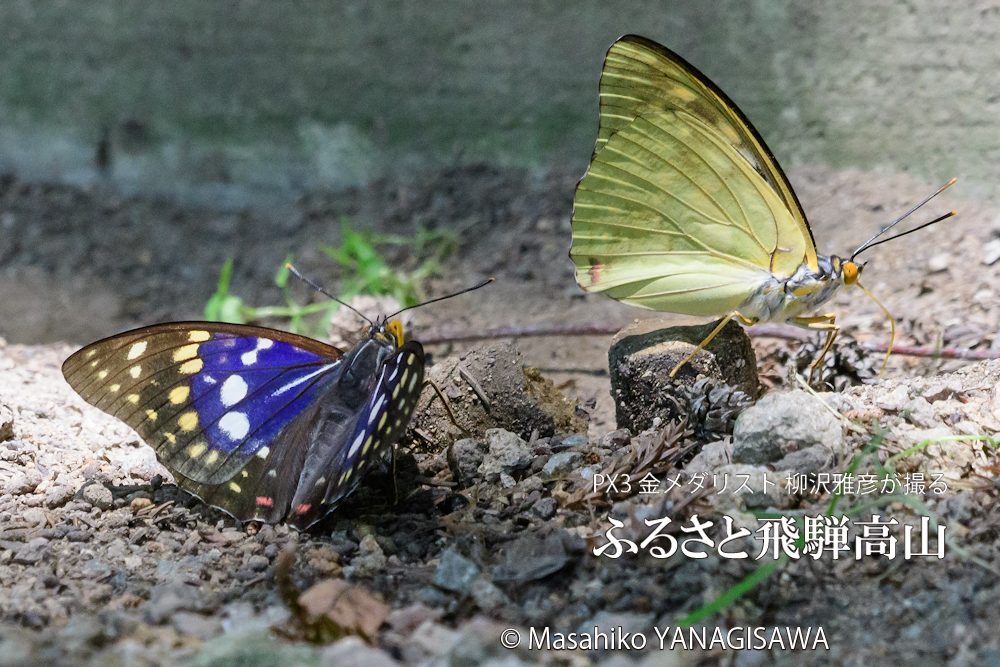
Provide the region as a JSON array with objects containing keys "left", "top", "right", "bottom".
[{"left": 3, "top": 164, "right": 1000, "bottom": 666}]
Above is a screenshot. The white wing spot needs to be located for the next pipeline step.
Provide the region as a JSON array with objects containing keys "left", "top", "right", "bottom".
[
  {"left": 368, "top": 394, "right": 386, "bottom": 425},
  {"left": 348, "top": 432, "right": 365, "bottom": 457},
  {"left": 267, "top": 469, "right": 277, "bottom": 477},
  {"left": 388, "top": 365, "right": 399, "bottom": 383},
  {"left": 219, "top": 411, "right": 250, "bottom": 440},
  {"left": 256, "top": 446, "right": 270, "bottom": 459},
  {"left": 220, "top": 375, "right": 248, "bottom": 407},
  {"left": 127, "top": 341, "right": 147, "bottom": 360},
  {"left": 129, "top": 365, "right": 142, "bottom": 378}
]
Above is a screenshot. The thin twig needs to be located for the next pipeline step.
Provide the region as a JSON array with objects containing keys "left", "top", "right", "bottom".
[{"left": 419, "top": 322, "right": 1000, "bottom": 361}]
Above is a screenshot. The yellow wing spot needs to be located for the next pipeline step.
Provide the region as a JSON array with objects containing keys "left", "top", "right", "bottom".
[
  {"left": 90, "top": 360, "right": 99, "bottom": 368},
  {"left": 395, "top": 418, "right": 402, "bottom": 428},
  {"left": 146, "top": 409, "right": 158, "bottom": 421},
  {"left": 229, "top": 482, "right": 241, "bottom": 493},
  {"left": 408, "top": 373, "right": 418, "bottom": 391},
  {"left": 242, "top": 470, "right": 248, "bottom": 478},
  {"left": 126, "top": 341, "right": 148, "bottom": 360},
  {"left": 98, "top": 370, "right": 109, "bottom": 380},
  {"left": 205, "top": 450, "right": 219, "bottom": 465},
  {"left": 339, "top": 471, "right": 348, "bottom": 483},
  {"left": 109, "top": 384, "right": 121, "bottom": 393},
  {"left": 188, "top": 442, "right": 207, "bottom": 458},
  {"left": 314, "top": 476, "right": 326, "bottom": 486},
  {"left": 393, "top": 384, "right": 401, "bottom": 399},
  {"left": 178, "top": 411, "right": 199, "bottom": 431},
  {"left": 127, "top": 394, "right": 140, "bottom": 404},
  {"left": 86, "top": 349, "right": 97, "bottom": 358},
  {"left": 129, "top": 365, "right": 142, "bottom": 378},
  {"left": 379, "top": 413, "right": 387, "bottom": 429},
  {"left": 164, "top": 432, "right": 176, "bottom": 444},
  {"left": 362, "top": 435, "right": 374, "bottom": 455},
  {"left": 169, "top": 386, "right": 190, "bottom": 404},
  {"left": 189, "top": 331, "right": 211, "bottom": 342},
  {"left": 399, "top": 370, "right": 409, "bottom": 388},
  {"left": 407, "top": 353, "right": 416, "bottom": 365},
  {"left": 173, "top": 344, "right": 199, "bottom": 362},
  {"left": 179, "top": 359, "right": 204, "bottom": 375},
  {"left": 256, "top": 446, "right": 270, "bottom": 459}
]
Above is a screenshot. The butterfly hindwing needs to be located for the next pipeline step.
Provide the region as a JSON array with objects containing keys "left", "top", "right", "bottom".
[
  {"left": 288, "top": 340, "right": 425, "bottom": 528},
  {"left": 62, "top": 322, "right": 344, "bottom": 487}
]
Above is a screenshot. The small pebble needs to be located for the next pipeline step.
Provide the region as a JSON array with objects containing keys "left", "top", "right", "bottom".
[{"left": 82, "top": 484, "right": 115, "bottom": 510}]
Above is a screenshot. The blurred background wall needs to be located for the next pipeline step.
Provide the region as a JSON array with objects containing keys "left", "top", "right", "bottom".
[{"left": 1, "top": 0, "right": 994, "bottom": 207}]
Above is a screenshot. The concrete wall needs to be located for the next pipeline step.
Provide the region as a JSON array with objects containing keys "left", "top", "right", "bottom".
[{"left": 1, "top": 0, "right": 997, "bottom": 206}]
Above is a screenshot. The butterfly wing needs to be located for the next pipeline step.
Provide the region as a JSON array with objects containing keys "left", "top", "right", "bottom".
[
  {"left": 62, "top": 322, "right": 344, "bottom": 518},
  {"left": 590, "top": 34, "right": 817, "bottom": 271},
  {"left": 288, "top": 340, "right": 425, "bottom": 529}
]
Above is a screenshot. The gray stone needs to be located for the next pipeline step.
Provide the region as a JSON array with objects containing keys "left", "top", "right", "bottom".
[
  {"left": 541, "top": 451, "right": 583, "bottom": 480},
  {"left": 172, "top": 611, "right": 223, "bottom": 641},
  {"left": 349, "top": 535, "right": 387, "bottom": 577},
  {"left": 247, "top": 555, "right": 270, "bottom": 572},
  {"left": 477, "top": 429, "right": 532, "bottom": 482},
  {"left": 434, "top": 548, "right": 481, "bottom": 594},
  {"left": 81, "top": 483, "right": 114, "bottom": 510},
  {"left": 4, "top": 470, "right": 42, "bottom": 496},
  {"left": 470, "top": 578, "right": 508, "bottom": 612},
  {"left": 732, "top": 390, "right": 844, "bottom": 464},
  {"left": 13, "top": 538, "right": 49, "bottom": 565},
  {"left": 939, "top": 492, "right": 979, "bottom": 523},
  {"left": 773, "top": 446, "right": 830, "bottom": 475},
  {"left": 558, "top": 434, "right": 589, "bottom": 448},
  {"left": 321, "top": 637, "right": 401, "bottom": 667},
  {"left": 492, "top": 528, "right": 571, "bottom": 583},
  {"left": 683, "top": 440, "right": 732, "bottom": 473},
  {"left": 902, "top": 397, "right": 942, "bottom": 428},
  {"left": 532, "top": 497, "right": 557, "bottom": 520},
  {"left": 608, "top": 317, "right": 759, "bottom": 433},
  {"left": 43, "top": 485, "right": 76, "bottom": 509},
  {"left": 448, "top": 438, "right": 488, "bottom": 486}
]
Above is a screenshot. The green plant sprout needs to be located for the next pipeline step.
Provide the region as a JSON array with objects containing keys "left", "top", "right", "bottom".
[{"left": 204, "top": 218, "right": 456, "bottom": 336}]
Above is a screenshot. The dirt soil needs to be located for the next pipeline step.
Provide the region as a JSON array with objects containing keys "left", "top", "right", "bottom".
[{"left": 3, "top": 164, "right": 1000, "bottom": 666}]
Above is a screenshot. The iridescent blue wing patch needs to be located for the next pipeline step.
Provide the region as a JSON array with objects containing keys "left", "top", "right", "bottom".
[{"left": 62, "top": 322, "right": 343, "bottom": 487}]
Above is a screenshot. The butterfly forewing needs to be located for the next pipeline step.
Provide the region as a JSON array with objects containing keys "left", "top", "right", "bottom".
[{"left": 62, "top": 322, "right": 344, "bottom": 487}]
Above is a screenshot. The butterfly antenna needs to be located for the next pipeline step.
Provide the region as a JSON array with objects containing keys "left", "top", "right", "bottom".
[
  {"left": 285, "top": 264, "right": 373, "bottom": 325},
  {"left": 387, "top": 278, "right": 495, "bottom": 319},
  {"left": 851, "top": 178, "right": 957, "bottom": 261}
]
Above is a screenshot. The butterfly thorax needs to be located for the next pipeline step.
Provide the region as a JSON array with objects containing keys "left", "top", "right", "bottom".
[{"left": 738, "top": 254, "right": 856, "bottom": 324}]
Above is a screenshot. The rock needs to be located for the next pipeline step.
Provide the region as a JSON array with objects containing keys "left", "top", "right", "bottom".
[
  {"left": 477, "top": 429, "right": 532, "bottom": 482},
  {"left": 81, "top": 483, "right": 114, "bottom": 510},
  {"left": 13, "top": 538, "right": 49, "bottom": 565},
  {"left": 347, "top": 535, "right": 387, "bottom": 578},
  {"left": 608, "top": 317, "right": 759, "bottom": 433},
  {"left": 43, "top": 485, "right": 76, "bottom": 509},
  {"left": 406, "top": 341, "right": 585, "bottom": 450},
  {"left": 172, "top": 611, "right": 224, "bottom": 641},
  {"left": 709, "top": 464, "right": 790, "bottom": 511},
  {"left": 405, "top": 621, "right": 462, "bottom": 660},
  {"left": 4, "top": 470, "right": 42, "bottom": 495},
  {"left": 540, "top": 451, "right": 583, "bottom": 480},
  {"left": 321, "top": 637, "right": 401, "bottom": 667},
  {"left": 448, "top": 438, "right": 488, "bottom": 486},
  {"left": 577, "top": 611, "right": 655, "bottom": 651},
  {"left": 683, "top": 440, "right": 732, "bottom": 473},
  {"left": 984, "top": 238, "right": 1000, "bottom": 266},
  {"left": 773, "top": 446, "right": 830, "bottom": 475},
  {"left": 247, "top": 555, "right": 270, "bottom": 572},
  {"left": 0, "top": 405, "right": 13, "bottom": 442},
  {"left": 902, "top": 397, "right": 942, "bottom": 428},
  {"left": 531, "top": 497, "right": 557, "bottom": 520},
  {"left": 492, "top": 527, "right": 572, "bottom": 583},
  {"left": 600, "top": 429, "right": 631, "bottom": 451},
  {"left": 470, "top": 578, "right": 508, "bottom": 612},
  {"left": 556, "top": 434, "right": 589, "bottom": 449},
  {"left": 192, "top": 629, "right": 317, "bottom": 667},
  {"left": 143, "top": 582, "right": 218, "bottom": 624},
  {"left": 433, "top": 548, "right": 481, "bottom": 594},
  {"left": 732, "top": 390, "right": 845, "bottom": 464},
  {"left": 939, "top": 492, "right": 979, "bottom": 523}
]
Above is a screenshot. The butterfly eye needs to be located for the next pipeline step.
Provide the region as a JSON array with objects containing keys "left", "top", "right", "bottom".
[
  {"left": 386, "top": 320, "right": 404, "bottom": 346},
  {"left": 842, "top": 261, "right": 859, "bottom": 285}
]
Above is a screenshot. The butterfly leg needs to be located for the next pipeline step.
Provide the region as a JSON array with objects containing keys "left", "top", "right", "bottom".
[
  {"left": 669, "top": 312, "right": 754, "bottom": 377},
  {"left": 791, "top": 314, "right": 839, "bottom": 386}
]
